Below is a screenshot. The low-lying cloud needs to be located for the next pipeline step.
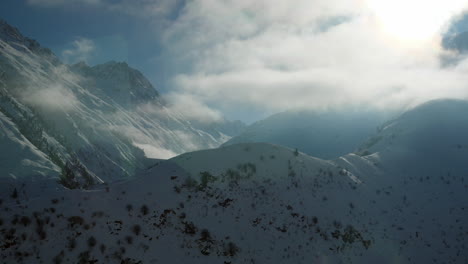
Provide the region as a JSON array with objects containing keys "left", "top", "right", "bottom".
[
  {"left": 164, "top": 93, "right": 223, "bottom": 124},
  {"left": 22, "top": 83, "right": 80, "bottom": 111},
  {"left": 132, "top": 143, "right": 176, "bottom": 159}
]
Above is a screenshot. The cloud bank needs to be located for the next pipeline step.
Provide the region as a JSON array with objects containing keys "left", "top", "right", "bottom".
[
  {"left": 28, "top": 0, "right": 468, "bottom": 120},
  {"left": 163, "top": 93, "right": 223, "bottom": 124},
  {"left": 159, "top": 0, "right": 468, "bottom": 116},
  {"left": 22, "top": 83, "right": 80, "bottom": 111}
]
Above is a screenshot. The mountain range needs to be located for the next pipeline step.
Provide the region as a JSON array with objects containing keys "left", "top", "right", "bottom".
[
  {"left": 1, "top": 98, "right": 467, "bottom": 263},
  {"left": 0, "top": 19, "right": 245, "bottom": 187},
  {"left": 0, "top": 20, "right": 467, "bottom": 264},
  {"left": 224, "top": 109, "right": 393, "bottom": 159}
]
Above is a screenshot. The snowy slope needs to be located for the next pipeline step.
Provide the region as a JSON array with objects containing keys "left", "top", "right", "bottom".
[
  {"left": 0, "top": 143, "right": 378, "bottom": 263},
  {"left": 343, "top": 99, "right": 468, "bottom": 264},
  {"left": 70, "top": 60, "right": 160, "bottom": 108},
  {"left": 356, "top": 99, "right": 468, "bottom": 174},
  {"left": 1, "top": 139, "right": 466, "bottom": 263},
  {"left": 0, "top": 20, "right": 244, "bottom": 184},
  {"left": 173, "top": 139, "right": 468, "bottom": 264},
  {"left": 0, "top": 20, "right": 466, "bottom": 264},
  {"left": 224, "top": 109, "right": 391, "bottom": 159},
  {"left": 0, "top": 110, "right": 59, "bottom": 180}
]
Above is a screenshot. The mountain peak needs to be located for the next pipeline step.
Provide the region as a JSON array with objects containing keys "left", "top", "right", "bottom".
[
  {"left": 91, "top": 61, "right": 139, "bottom": 75},
  {"left": 91, "top": 61, "right": 137, "bottom": 77},
  {"left": 74, "top": 60, "right": 160, "bottom": 107},
  {"left": 0, "top": 19, "right": 27, "bottom": 44},
  {"left": 72, "top": 61, "right": 89, "bottom": 68},
  {"left": 0, "top": 19, "right": 58, "bottom": 62},
  {"left": 102, "top": 60, "right": 128, "bottom": 66}
]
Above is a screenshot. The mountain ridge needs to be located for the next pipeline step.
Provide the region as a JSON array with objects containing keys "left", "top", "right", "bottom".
[
  {"left": 0, "top": 19, "right": 245, "bottom": 186},
  {"left": 1, "top": 107, "right": 466, "bottom": 263},
  {"left": 224, "top": 109, "right": 391, "bottom": 159},
  {"left": 0, "top": 18, "right": 58, "bottom": 62},
  {"left": 70, "top": 60, "right": 160, "bottom": 107}
]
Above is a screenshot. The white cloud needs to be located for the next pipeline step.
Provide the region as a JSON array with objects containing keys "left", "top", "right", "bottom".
[
  {"left": 62, "top": 38, "right": 95, "bottom": 64},
  {"left": 22, "top": 84, "right": 80, "bottom": 111},
  {"left": 135, "top": 99, "right": 222, "bottom": 124},
  {"left": 162, "top": 0, "right": 468, "bottom": 114},
  {"left": 133, "top": 143, "right": 177, "bottom": 159},
  {"left": 164, "top": 93, "right": 223, "bottom": 124},
  {"left": 28, "top": 0, "right": 468, "bottom": 116}
]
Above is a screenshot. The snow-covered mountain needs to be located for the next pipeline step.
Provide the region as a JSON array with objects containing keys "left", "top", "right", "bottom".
[
  {"left": 356, "top": 99, "right": 468, "bottom": 174},
  {"left": 0, "top": 110, "right": 60, "bottom": 180},
  {"left": 70, "top": 60, "right": 160, "bottom": 108},
  {"left": 0, "top": 143, "right": 379, "bottom": 263},
  {"left": 224, "top": 109, "right": 391, "bottom": 159},
  {"left": 0, "top": 19, "right": 245, "bottom": 185},
  {"left": 1, "top": 99, "right": 466, "bottom": 263}
]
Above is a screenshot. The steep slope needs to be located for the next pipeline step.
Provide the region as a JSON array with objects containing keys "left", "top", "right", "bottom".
[
  {"left": 175, "top": 136, "right": 468, "bottom": 264},
  {"left": 0, "top": 110, "right": 59, "bottom": 180},
  {"left": 341, "top": 99, "right": 468, "bottom": 264},
  {"left": 224, "top": 110, "right": 390, "bottom": 159},
  {"left": 0, "top": 24, "right": 148, "bottom": 183},
  {"left": 1, "top": 138, "right": 466, "bottom": 263},
  {"left": 0, "top": 20, "right": 244, "bottom": 184},
  {"left": 0, "top": 143, "right": 380, "bottom": 263},
  {"left": 0, "top": 19, "right": 466, "bottom": 264},
  {"left": 70, "top": 60, "right": 160, "bottom": 108},
  {"left": 356, "top": 99, "right": 468, "bottom": 174}
]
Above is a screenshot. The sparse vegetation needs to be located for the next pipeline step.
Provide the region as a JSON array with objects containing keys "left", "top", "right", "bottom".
[
  {"left": 87, "top": 236, "right": 97, "bottom": 248},
  {"left": 200, "top": 171, "right": 217, "bottom": 189},
  {"left": 10, "top": 188, "right": 18, "bottom": 199},
  {"left": 184, "top": 176, "right": 199, "bottom": 190},
  {"left": 223, "top": 241, "right": 240, "bottom": 257},
  {"left": 132, "top": 224, "right": 141, "bottom": 236},
  {"left": 356, "top": 135, "right": 383, "bottom": 156},
  {"left": 140, "top": 205, "right": 149, "bottom": 215},
  {"left": 59, "top": 157, "right": 96, "bottom": 189},
  {"left": 182, "top": 221, "right": 198, "bottom": 235}
]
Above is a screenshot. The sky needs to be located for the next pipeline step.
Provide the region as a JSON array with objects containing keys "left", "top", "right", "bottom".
[{"left": 1, "top": 0, "right": 468, "bottom": 123}]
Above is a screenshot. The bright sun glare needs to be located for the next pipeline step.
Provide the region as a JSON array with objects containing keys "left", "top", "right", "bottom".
[{"left": 366, "top": 0, "right": 467, "bottom": 43}]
